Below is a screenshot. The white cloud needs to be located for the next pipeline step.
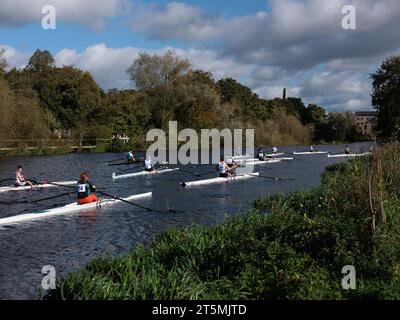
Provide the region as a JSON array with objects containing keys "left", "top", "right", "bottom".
[
  {"left": 131, "top": 2, "right": 221, "bottom": 41},
  {"left": 1, "top": 43, "right": 377, "bottom": 111},
  {"left": 0, "top": 0, "right": 124, "bottom": 30}
]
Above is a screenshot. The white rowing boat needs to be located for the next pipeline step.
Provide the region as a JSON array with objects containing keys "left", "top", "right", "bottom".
[
  {"left": 293, "top": 151, "right": 328, "bottom": 155},
  {"left": 328, "top": 153, "right": 371, "bottom": 158},
  {"left": 0, "top": 181, "right": 76, "bottom": 193},
  {"left": 266, "top": 153, "right": 285, "bottom": 157},
  {"left": 0, "top": 192, "right": 152, "bottom": 226},
  {"left": 246, "top": 158, "right": 283, "bottom": 165},
  {"left": 181, "top": 173, "right": 260, "bottom": 187},
  {"left": 112, "top": 168, "right": 179, "bottom": 180},
  {"left": 228, "top": 154, "right": 252, "bottom": 160}
]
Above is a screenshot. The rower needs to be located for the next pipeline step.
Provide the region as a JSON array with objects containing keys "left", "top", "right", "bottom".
[
  {"left": 77, "top": 173, "right": 98, "bottom": 205},
  {"left": 344, "top": 145, "right": 351, "bottom": 155},
  {"left": 258, "top": 146, "right": 266, "bottom": 161},
  {"left": 127, "top": 150, "right": 136, "bottom": 163},
  {"left": 15, "top": 165, "right": 33, "bottom": 188},
  {"left": 226, "top": 156, "right": 238, "bottom": 173},
  {"left": 144, "top": 156, "right": 154, "bottom": 172},
  {"left": 369, "top": 145, "right": 374, "bottom": 153},
  {"left": 226, "top": 156, "right": 236, "bottom": 168},
  {"left": 310, "top": 146, "right": 314, "bottom": 152},
  {"left": 217, "top": 158, "right": 232, "bottom": 178},
  {"left": 272, "top": 146, "right": 278, "bottom": 154}
]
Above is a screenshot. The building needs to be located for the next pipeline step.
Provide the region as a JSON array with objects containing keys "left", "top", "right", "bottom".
[{"left": 355, "top": 111, "right": 378, "bottom": 138}]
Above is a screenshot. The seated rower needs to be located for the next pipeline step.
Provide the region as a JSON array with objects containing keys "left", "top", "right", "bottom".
[
  {"left": 15, "top": 165, "right": 33, "bottom": 188},
  {"left": 309, "top": 146, "right": 314, "bottom": 152},
  {"left": 217, "top": 158, "right": 233, "bottom": 178},
  {"left": 144, "top": 156, "right": 154, "bottom": 172},
  {"left": 226, "top": 156, "right": 237, "bottom": 168},
  {"left": 77, "top": 173, "right": 98, "bottom": 205},
  {"left": 272, "top": 146, "right": 278, "bottom": 154},
  {"left": 344, "top": 145, "right": 351, "bottom": 155},
  {"left": 127, "top": 150, "right": 136, "bottom": 163},
  {"left": 258, "top": 146, "right": 266, "bottom": 161}
]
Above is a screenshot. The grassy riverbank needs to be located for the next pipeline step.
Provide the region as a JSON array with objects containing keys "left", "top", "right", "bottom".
[{"left": 44, "top": 144, "right": 400, "bottom": 300}]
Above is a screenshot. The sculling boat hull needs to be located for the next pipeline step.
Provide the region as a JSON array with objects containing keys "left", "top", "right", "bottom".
[
  {"left": 0, "top": 181, "right": 76, "bottom": 193},
  {"left": 328, "top": 153, "right": 371, "bottom": 158},
  {"left": 266, "top": 153, "right": 285, "bottom": 157},
  {"left": 236, "top": 159, "right": 282, "bottom": 167},
  {"left": 293, "top": 151, "right": 328, "bottom": 155},
  {"left": 0, "top": 192, "right": 152, "bottom": 226},
  {"left": 112, "top": 168, "right": 179, "bottom": 180},
  {"left": 245, "top": 159, "right": 282, "bottom": 165},
  {"left": 181, "top": 173, "right": 260, "bottom": 187}
]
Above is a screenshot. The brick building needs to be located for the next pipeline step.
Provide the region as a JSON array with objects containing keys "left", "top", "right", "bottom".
[{"left": 355, "top": 111, "right": 378, "bottom": 138}]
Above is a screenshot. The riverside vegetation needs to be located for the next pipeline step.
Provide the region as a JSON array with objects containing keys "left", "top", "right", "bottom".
[
  {"left": 1, "top": 48, "right": 370, "bottom": 154},
  {"left": 43, "top": 143, "right": 400, "bottom": 300}
]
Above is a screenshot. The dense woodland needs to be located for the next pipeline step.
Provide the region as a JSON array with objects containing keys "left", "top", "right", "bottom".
[{"left": 2, "top": 48, "right": 396, "bottom": 149}]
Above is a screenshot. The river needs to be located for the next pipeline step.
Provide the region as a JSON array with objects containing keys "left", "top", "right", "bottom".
[{"left": 0, "top": 142, "right": 372, "bottom": 299}]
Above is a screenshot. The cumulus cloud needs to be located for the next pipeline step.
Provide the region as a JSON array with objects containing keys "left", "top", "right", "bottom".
[
  {"left": 0, "top": 45, "right": 30, "bottom": 69},
  {"left": 0, "top": 0, "right": 124, "bottom": 30},
  {"left": 1, "top": 42, "right": 377, "bottom": 111},
  {"left": 128, "top": 0, "right": 400, "bottom": 72},
  {"left": 131, "top": 2, "right": 221, "bottom": 41}
]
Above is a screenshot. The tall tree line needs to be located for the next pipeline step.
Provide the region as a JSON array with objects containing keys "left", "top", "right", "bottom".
[{"left": 0, "top": 48, "right": 373, "bottom": 148}]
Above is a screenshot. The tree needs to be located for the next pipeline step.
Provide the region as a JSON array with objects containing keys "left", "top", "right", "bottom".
[
  {"left": 25, "top": 49, "right": 55, "bottom": 72},
  {"left": 371, "top": 54, "right": 400, "bottom": 138},
  {"left": 0, "top": 48, "right": 7, "bottom": 76},
  {"left": 301, "top": 104, "right": 327, "bottom": 125},
  {"left": 315, "top": 112, "right": 359, "bottom": 142},
  {"left": 127, "top": 51, "right": 192, "bottom": 129},
  {"left": 217, "top": 78, "right": 265, "bottom": 125}
]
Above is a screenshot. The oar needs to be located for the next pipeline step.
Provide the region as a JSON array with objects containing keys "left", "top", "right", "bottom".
[
  {"left": 31, "top": 192, "right": 73, "bottom": 204},
  {"left": 30, "top": 179, "right": 76, "bottom": 190},
  {"left": 0, "top": 178, "right": 12, "bottom": 184},
  {"left": 120, "top": 164, "right": 145, "bottom": 172},
  {"left": 253, "top": 175, "right": 291, "bottom": 181},
  {"left": 108, "top": 160, "right": 145, "bottom": 167},
  {"left": 97, "top": 191, "right": 177, "bottom": 214},
  {"left": 108, "top": 157, "right": 125, "bottom": 163}
]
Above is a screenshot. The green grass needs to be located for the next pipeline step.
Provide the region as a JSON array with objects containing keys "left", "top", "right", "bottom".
[{"left": 43, "top": 143, "right": 400, "bottom": 300}]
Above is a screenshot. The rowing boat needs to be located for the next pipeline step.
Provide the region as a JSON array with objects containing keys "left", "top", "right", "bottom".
[
  {"left": 266, "top": 153, "right": 285, "bottom": 157},
  {"left": 228, "top": 154, "right": 252, "bottom": 160},
  {"left": 0, "top": 181, "right": 76, "bottom": 193},
  {"left": 0, "top": 192, "right": 152, "bottom": 226},
  {"left": 328, "top": 153, "right": 371, "bottom": 158},
  {"left": 181, "top": 173, "right": 260, "bottom": 187},
  {"left": 112, "top": 168, "right": 179, "bottom": 180},
  {"left": 246, "top": 158, "right": 283, "bottom": 165},
  {"left": 293, "top": 151, "right": 328, "bottom": 155}
]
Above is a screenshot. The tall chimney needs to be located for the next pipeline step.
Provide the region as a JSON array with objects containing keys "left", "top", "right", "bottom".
[{"left": 283, "top": 88, "right": 287, "bottom": 100}]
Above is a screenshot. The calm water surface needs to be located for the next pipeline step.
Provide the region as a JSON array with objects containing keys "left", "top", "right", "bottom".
[{"left": 0, "top": 143, "right": 372, "bottom": 299}]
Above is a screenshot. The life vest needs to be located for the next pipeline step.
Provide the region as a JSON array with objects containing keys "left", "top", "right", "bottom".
[{"left": 77, "top": 182, "right": 91, "bottom": 199}]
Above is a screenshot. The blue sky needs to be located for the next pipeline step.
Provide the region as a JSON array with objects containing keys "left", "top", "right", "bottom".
[{"left": 1, "top": 0, "right": 400, "bottom": 111}]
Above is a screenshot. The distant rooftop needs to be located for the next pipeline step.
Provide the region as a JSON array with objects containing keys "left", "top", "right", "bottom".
[{"left": 355, "top": 111, "right": 378, "bottom": 117}]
